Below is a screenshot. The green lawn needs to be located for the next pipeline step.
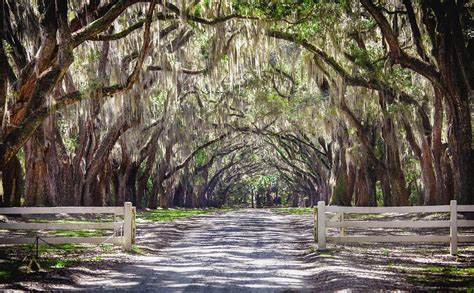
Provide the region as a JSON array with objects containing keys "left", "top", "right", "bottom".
[
  {"left": 137, "top": 208, "right": 218, "bottom": 222},
  {"left": 51, "top": 229, "right": 107, "bottom": 237},
  {"left": 396, "top": 264, "right": 474, "bottom": 289},
  {"left": 270, "top": 207, "right": 393, "bottom": 219},
  {"left": 270, "top": 207, "right": 314, "bottom": 215}
]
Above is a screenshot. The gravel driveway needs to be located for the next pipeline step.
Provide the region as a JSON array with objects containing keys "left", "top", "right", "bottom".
[{"left": 69, "top": 209, "right": 316, "bottom": 292}]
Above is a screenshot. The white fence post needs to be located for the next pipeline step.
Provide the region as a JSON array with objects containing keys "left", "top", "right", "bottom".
[
  {"left": 317, "top": 201, "right": 326, "bottom": 250},
  {"left": 450, "top": 200, "right": 458, "bottom": 255},
  {"left": 132, "top": 207, "right": 136, "bottom": 244},
  {"left": 123, "top": 202, "right": 133, "bottom": 251},
  {"left": 313, "top": 207, "right": 318, "bottom": 243}
]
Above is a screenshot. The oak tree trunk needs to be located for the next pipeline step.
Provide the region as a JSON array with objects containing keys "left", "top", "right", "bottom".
[{"left": 1, "top": 155, "right": 24, "bottom": 207}]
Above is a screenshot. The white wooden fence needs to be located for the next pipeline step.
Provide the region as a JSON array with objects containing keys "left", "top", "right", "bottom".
[
  {"left": 314, "top": 200, "right": 474, "bottom": 255},
  {"left": 0, "top": 202, "right": 136, "bottom": 251}
]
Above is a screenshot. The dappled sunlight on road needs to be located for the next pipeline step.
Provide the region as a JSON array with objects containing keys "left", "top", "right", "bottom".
[{"left": 73, "top": 209, "right": 315, "bottom": 292}]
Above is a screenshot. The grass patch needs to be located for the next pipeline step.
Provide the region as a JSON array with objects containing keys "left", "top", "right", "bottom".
[
  {"left": 387, "top": 263, "right": 474, "bottom": 289},
  {"left": 29, "top": 218, "right": 109, "bottom": 223},
  {"left": 2, "top": 243, "right": 95, "bottom": 255},
  {"left": 425, "top": 266, "right": 474, "bottom": 275},
  {"left": 131, "top": 245, "right": 142, "bottom": 254},
  {"left": 346, "top": 213, "right": 387, "bottom": 219},
  {"left": 0, "top": 242, "right": 115, "bottom": 282},
  {"left": 39, "top": 258, "right": 75, "bottom": 269},
  {"left": 137, "top": 208, "right": 216, "bottom": 222},
  {"left": 0, "top": 265, "right": 12, "bottom": 280},
  {"left": 271, "top": 207, "right": 313, "bottom": 215},
  {"left": 31, "top": 243, "right": 95, "bottom": 252},
  {"left": 0, "top": 258, "right": 76, "bottom": 281},
  {"left": 51, "top": 229, "right": 107, "bottom": 237},
  {"left": 317, "top": 251, "right": 334, "bottom": 258}
]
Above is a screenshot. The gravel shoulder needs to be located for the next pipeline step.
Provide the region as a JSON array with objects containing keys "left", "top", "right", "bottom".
[{"left": 1, "top": 209, "right": 473, "bottom": 291}]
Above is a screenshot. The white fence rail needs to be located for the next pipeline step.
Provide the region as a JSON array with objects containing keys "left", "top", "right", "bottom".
[
  {"left": 0, "top": 202, "right": 136, "bottom": 251},
  {"left": 314, "top": 200, "right": 474, "bottom": 255}
]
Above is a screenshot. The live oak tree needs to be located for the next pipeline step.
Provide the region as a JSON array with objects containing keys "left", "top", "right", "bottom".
[
  {"left": 0, "top": 0, "right": 247, "bottom": 207},
  {"left": 235, "top": 0, "right": 472, "bottom": 205},
  {"left": 0, "top": 0, "right": 471, "bottom": 208}
]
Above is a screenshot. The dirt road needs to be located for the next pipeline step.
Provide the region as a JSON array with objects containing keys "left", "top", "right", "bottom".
[{"left": 72, "top": 209, "right": 316, "bottom": 292}]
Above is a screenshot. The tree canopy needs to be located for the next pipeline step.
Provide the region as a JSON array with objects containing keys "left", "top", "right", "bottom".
[{"left": 0, "top": 0, "right": 472, "bottom": 208}]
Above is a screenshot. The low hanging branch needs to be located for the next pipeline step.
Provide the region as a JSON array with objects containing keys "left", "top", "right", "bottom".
[
  {"left": 147, "top": 66, "right": 208, "bottom": 75},
  {"left": 54, "top": 0, "right": 157, "bottom": 104},
  {"left": 2, "top": 0, "right": 253, "bottom": 168},
  {"left": 0, "top": 0, "right": 157, "bottom": 168},
  {"left": 147, "top": 27, "right": 243, "bottom": 76},
  {"left": 359, "top": 0, "right": 440, "bottom": 87},
  {"left": 266, "top": 28, "right": 432, "bottom": 142},
  {"left": 194, "top": 142, "right": 247, "bottom": 174},
  {"left": 164, "top": 132, "right": 230, "bottom": 180},
  {"left": 90, "top": 19, "right": 147, "bottom": 41}
]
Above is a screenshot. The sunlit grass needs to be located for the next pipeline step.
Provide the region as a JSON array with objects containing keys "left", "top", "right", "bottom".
[
  {"left": 386, "top": 262, "right": 474, "bottom": 288},
  {"left": 30, "top": 218, "right": 111, "bottom": 223},
  {"left": 346, "top": 213, "right": 387, "bottom": 219},
  {"left": 131, "top": 245, "right": 142, "bottom": 254},
  {"left": 271, "top": 207, "right": 313, "bottom": 214},
  {"left": 137, "top": 208, "right": 216, "bottom": 222},
  {"left": 425, "top": 266, "right": 474, "bottom": 275},
  {"left": 51, "top": 229, "right": 107, "bottom": 237}
]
